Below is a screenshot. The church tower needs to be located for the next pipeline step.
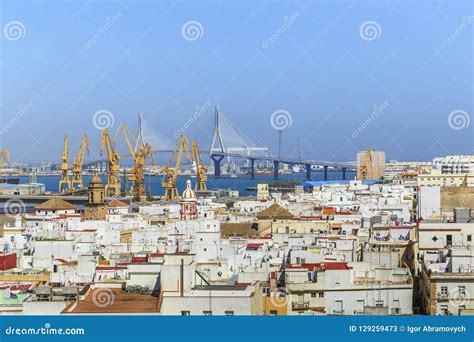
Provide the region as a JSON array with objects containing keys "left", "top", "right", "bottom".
[
  {"left": 84, "top": 170, "right": 107, "bottom": 220},
  {"left": 180, "top": 180, "right": 198, "bottom": 220}
]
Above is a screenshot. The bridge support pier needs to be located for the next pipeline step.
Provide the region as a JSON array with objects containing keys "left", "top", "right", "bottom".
[
  {"left": 305, "top": 164, "right": 311, "bottom": 180},
  {"left": 273, "top": 161, "right": 279, "bottom": 180},
  {"left": 211, "top": 155, "right": 225, "bottom": 177},
  {"left": 342, "top": 167, "right": 347, "bottom": 180},
  {"left": 249, "top": 159, "right": 255, "bottom": 179},
  {"left": 323, "top": 165, "right": 328, "bottom": 181}
]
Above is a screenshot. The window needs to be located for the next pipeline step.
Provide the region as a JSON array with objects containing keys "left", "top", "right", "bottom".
[
  {"left": 334, "top": 300, "right": 343, "bottom": 313},
  {"left": 468, "top": 235, "right": 472, "bottom": 242},
  {"left": 440, "top": 305, "right": 449, "bottom": 316},
  {"left": 203, "top": 311, "right": 212, "bottom": 316},
  {"left": 225, "top": 311, "right": 234, "bottom": 316},
  {"left": 447, "top": 234, "right": 452, "bottom": 246},
  {"left": 319, "top": 292, "right": 324, "bottom": 298},
  {"left": 269, "top": 310, "right": 278, "bottom": 316},
  {"left": 181, "top": 311, "right": 190, "bottom": 316},
  {"left": 375, "top": 300, "right": 384, "bottom": 307},
  {"left": 458, "top": 286, "right": 466, "bottom": 296},
  {"left": 311, "top": 292, "right": 317, "bottom": 298},
  {"left": 440, "top": 286, "right": 448, "bottom": 295}
]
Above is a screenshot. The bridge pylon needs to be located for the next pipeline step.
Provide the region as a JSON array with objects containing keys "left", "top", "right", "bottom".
[{"left": 210, "top": 106, "right": 225, "bottom": 154}]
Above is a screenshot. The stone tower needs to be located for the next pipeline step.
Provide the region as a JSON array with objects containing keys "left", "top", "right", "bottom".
[{"left": 84, "top": 170, "right": 107, "bottom": 220}]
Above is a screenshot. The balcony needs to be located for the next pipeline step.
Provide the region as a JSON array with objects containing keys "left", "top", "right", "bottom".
[
  {"left": 437, "top": 293, "right": 449, "bottom": 302},
  {"left": 292, "top": 301, "right": 309, "bottom": 311}
]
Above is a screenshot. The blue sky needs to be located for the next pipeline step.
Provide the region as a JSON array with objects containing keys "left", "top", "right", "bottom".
[{"left": 0, "top": 0, "right": 472, "bottom": 163}]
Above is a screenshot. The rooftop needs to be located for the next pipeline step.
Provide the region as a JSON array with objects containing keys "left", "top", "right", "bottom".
[
  {"left": 63, "top": 288, "right": 160, "bottom": 314},
  {"left": 256, "top": 203, "right": 294, "bottom": 220},
  {"left": 35, "top": 197, "right": 76, "bottom": 211}
]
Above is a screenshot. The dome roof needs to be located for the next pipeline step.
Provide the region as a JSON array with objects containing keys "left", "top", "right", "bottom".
[
  {"left": 89, "top": 170, "right": 103, "bottom": 187},
  {"left": 181, "top": 179, "right": 196, "bottom": 202}
]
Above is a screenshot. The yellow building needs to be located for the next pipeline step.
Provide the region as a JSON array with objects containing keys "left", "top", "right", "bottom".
[
  {"left": 357, "top": 150, "right": 385, "bottom": 180},
  {"left": 417, "top": 172, "right": 474, "bottom": 187}
]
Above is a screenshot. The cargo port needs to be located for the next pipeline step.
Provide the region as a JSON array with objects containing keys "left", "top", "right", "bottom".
[{"left": 0, "top": 0, "right": 472, "bottom": 333}]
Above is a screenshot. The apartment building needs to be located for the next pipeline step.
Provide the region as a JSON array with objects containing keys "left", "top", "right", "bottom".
[{"left": 357, "top": 150, "right": 385, "bottom": 180}]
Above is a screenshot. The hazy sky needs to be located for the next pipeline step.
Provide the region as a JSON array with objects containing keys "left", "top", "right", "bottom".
[{"left": 1, "top": 0, "right": 473, "bottom": 163}]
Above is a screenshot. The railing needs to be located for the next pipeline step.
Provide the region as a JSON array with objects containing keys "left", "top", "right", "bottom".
[
  {"left": 437, "top": 293, "right": 449, "bottom": 301},
  {"left": 292, "top": 301, "right": 309, "bottom": 311}
]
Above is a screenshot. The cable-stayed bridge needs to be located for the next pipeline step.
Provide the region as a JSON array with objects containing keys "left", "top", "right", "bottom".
[{"left": 83, "top": 108, "right": 355, "bottom": 180}]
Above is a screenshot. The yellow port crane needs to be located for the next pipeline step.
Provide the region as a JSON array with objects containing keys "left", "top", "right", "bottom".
[
  {"left": 114, "top": 124, "right": 156, "bottom": 202},
  {"left": 58, "top": 134, "right": 71, "bottom": 192},
  {"left": 162, "top": 134, "right": 191, "bottom": 200},
  {"left": 192, "top": 140, "right": 207, "bottom": 191},
  {"left": 100, "top": 128, "right": 121, "bottom": 196},
  {"left": 71, "top": 135, "right": 90, "bottom": 190},
  {"left": 0, "top": 148, "right": 11, "bottom": 170}
]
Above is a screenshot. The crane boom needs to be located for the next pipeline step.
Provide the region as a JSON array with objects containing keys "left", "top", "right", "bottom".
[
  {"left": 71, "top": 135, "right": 89, "bottom": 190},
  {"left": 100, "top": 128, "right": 121, "bottom": 196},
  {"left": 161, "top": 134, "right": 191, "bottom": 200},
  {"left": 58, "top": 134, "right": 71, "bottom": 192},
  {"left": 114, "top": 124, "right": 138, "bottom": 157},
  {"left": 114, "top": 124, "right": 156, "bottom": 201},
  {"left": 0, "top": 148, "right": 11, "bottom": 169},
  {"left": 192, "top": 140, "right": 207, "bottom": 191},
  {"left": 0, "top": 148, "right": 12, "bottom": 178}
]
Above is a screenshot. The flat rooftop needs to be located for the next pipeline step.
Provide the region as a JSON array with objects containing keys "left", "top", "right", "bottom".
[{"left": 63, "top": 288, "right": 160, "bottom": 314}]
